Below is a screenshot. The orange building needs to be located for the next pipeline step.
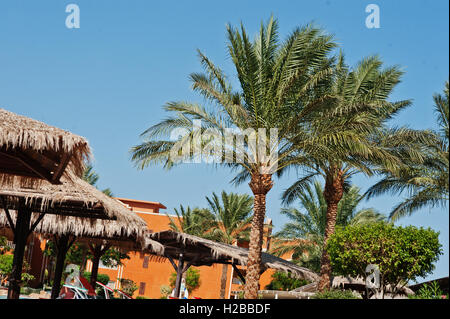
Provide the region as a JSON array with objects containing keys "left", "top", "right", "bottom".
[{"left": 85, "top": 197, "right": 276, "bottom": 299}]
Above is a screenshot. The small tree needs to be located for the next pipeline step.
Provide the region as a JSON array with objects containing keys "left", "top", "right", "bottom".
[
  {"left": 0, "top": 254, "right": 34, "bottom": 287},
  {"left": 0, "top": 236, "right": 11, "bottom": 255},
  {"left": 326, "top": 223, "right": 442, "bottom": 298},
  {"left": 169, "top": 268, "right": 201, "bottom": 293}
]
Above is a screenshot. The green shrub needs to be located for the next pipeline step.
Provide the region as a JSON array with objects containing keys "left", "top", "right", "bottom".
[
  {"left": 83, "top": 271, "right": 110, "bottom": 285},
  {"left": 409, "top": 281, "right": 448, "bottom": 299},
  {"left": 326, "top": 223, "right": 442, "bottom": 294},
  {"left": 313, "top": 289, "right": 361, "bottom": 299},
  {"left": 264, "top": 271, "right": 308, "bottom": 291},
  {"left": 169, "top": 268, "right": 201, "bottom": 293}
]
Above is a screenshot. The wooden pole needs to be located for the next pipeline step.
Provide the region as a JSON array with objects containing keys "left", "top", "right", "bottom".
[
  {"left": 7, "top": 207, "right": 32, "bottom": 299},
  {"left": 50, "top": 235, "right": 70, "bottom": 299},
  {"left": 174, "top": 252, "right": 184, "bottom": 298}
]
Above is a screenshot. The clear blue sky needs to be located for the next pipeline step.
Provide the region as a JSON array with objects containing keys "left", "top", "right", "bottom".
[{"left": 0, "top": 0, "right": 448, "bottom": 281}]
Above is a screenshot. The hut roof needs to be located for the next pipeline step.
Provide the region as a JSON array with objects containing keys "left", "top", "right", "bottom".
[
  {"left": 143, "top": 230, "right": 318, "bottom": 282},
  {"left": 0, "top": 172, "right": 142, "bottom": 223},
  {"left": 0, "top": 211, "right": 164, "bottom": 253},
  {"left": 0, "top": 108, "right": 90, "bottom": 184}
]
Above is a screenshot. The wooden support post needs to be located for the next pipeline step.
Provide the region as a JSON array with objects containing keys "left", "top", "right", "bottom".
[
  {"left": 174, "top": 252, "right": 184, "bottom": 298},
  {"left": 232, "top": 264, "right": 246, "bottom": 285},
  {"left": 7, "top": 208, "right": 32, "bottom": 299},
  {"left": 88, "top": 244, "right": 110, "bottom": 289},
  {"left": 50, "top": 235, "right": 70, "bottom": 299}
]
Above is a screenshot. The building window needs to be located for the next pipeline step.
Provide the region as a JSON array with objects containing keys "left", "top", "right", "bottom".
[
  {"left": 143, "top": 256, "right": 149, "bottom": 268},
  {"left": 139, "top": 282, "right": 146, "bottom": 295}
]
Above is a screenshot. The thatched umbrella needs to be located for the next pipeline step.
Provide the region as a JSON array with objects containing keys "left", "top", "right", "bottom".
[
  {"left": 0, "top": 108, "right": 90, "bottom": 184},
  {"left": 0, "top": 172, "right": 159, "bottom": 299},
  {"left": 0, "top": 211, "right": 164, "bottom": 298},
  {"left": 143, "top": 230, "right": 318, "bottom": 298}
]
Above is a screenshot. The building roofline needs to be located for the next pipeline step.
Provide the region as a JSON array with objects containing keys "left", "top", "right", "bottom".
[{"left": 114, "top": 197, "right": 167, "bottom": 209}]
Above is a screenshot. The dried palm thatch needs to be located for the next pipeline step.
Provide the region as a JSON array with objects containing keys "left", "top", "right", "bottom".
[
  {"left": 0, "top": 108, "right": 91, "bottom": 184},
  {"left": 144, "top": 230, "right": 318, "bottom": 282},
  {"left": 0, "top": 211, "right": 165, "bottom": 254},
  {"left": 0, "top": 172, "right": 140, "bottom": 223}
]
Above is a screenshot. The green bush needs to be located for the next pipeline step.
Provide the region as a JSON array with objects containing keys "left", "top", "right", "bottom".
[
  {"left": 83, "top": 271, "right": 110, "bottom": 285},
  {"left": 409, "top": 281, "right": 448, "bottom": 299},
  {"left": 169, "top": 268, "right": 201, "bottom": 293},
  {"left": 264, "top": 271, "right": 308, "bottom": 291},
  {"left": 326, "top": 223, "right": 442, "bottom": 294},
  {"left": 313, "top": 289, "right": 361, "bottom": 299}
]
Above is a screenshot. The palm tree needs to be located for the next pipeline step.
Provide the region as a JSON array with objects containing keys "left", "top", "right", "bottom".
[
  {"left": 131, "top": 16, "right": 337, "bottom": 298},
  {"left": 205, "top": 191, "right": 253, "bottom": 298},
  {"left": 281, "top": 53, "right": 434, "bottom": 290},
  {"left": 366, "top": 81, "right": 449, "bottom": 220},
  {"left": 273, "top": 180, "right": 385, "bottom": 273},
  {"left": 167, "top": 205, "right": 216, "bottom": 237},
  {"left": 83, "top": 164, "right": 114, "bottom": 197}
]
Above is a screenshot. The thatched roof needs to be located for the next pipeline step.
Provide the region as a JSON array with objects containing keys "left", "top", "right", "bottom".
[
  {"left": 0, "top": 108, "right": 90, "bottom": 184},
  {"left": 143, "top": 230, "right": 318, "bottom": 282},
  {"left": 0, "top": 211, "right": 165, "bottom": 254},
  {"left": 0, "top": 172, "right": 138, "bottom": 222}
]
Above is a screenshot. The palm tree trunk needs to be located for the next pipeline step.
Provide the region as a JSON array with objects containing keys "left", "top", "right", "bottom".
[
  {"left": 244, "top": 173, "right": 273, "bottom": 299},
  {"left": 318, "top": 169, "right": 344, "bottom": 291},
  {"left": 219, "top": 264, "right": 228, "bottom": 299}
]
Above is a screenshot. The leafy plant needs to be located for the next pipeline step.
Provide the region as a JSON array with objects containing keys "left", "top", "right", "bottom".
[
  {"left": 0, "top": 254, "right": 34, "bottom": 287},
  {"left": 169, "top": 267, "right": 201, "bottom": 293},
  {"left": 326, "top": 223, "right": 442, "bottom": 298},
  {"left": 0, "top": 236, "right": 11, "bottom": 255},
  {"left": 409, "top": 281, "right": 448, "bottom": 299},
  {"left": 120, "top": 278, "right": 138, "bottom": 297},
  {"left": 264, "top": 271, "right": 308, "bottom": 291},
  {"left": 83, "top": 271, "right": 110, "bottom": 285}
]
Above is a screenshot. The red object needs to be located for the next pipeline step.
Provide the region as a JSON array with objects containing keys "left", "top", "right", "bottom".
[{"left": 79, "top": 276, "right": 97, "bottom": 296}]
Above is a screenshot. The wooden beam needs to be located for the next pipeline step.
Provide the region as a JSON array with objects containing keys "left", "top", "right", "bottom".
[
  {"left": 167, "top": 256, "right": 178, "bottom": 272},
  {"left": 0, "top": 149, "right": 54, "bottom": 182},
  {"left": 51, "top": 152, "right": 71, "bottom": 183},
  {"left": 28, "top": 213, "right": 46, "bottom": 236},
  {"left": 232, "top": 264, "right": 246, "bottom": 285}
]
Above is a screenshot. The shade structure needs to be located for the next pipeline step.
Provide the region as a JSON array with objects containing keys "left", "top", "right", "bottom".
[
  {"left": 0, "top": 172, "right": 162, "bottom": 299},
  {"left": 143, "top": 230, "right": 318, "bottom": 298},
  {"left": 0, "top": 108, "right": 90, "bottom": 184},
  {"left": 0, "top": 209, "right": 164, "bottom": 299},
  {"left": 0, "top": 211, "right": 163, "bottom": 250}
]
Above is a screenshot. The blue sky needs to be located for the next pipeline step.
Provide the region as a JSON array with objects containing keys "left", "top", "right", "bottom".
[{"left": 0, "top": 0, "right": 448, "bottom": 281}]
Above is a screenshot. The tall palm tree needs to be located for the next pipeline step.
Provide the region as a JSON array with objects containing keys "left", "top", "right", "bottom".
[
  {"left": 366, "top": 81, "right": 449, "bottom": 220},
  {"left": 273, "top": 180, "right": 385, "bottom": 273},
  {"left": 281, "top": 53, "right": 434, "bottom": 290},
  {"left": 131, "top": 16, "right": 337, "bottom": 298},
  {"left": 205, "top": 191, "right": 253, "bottom": 298}
]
